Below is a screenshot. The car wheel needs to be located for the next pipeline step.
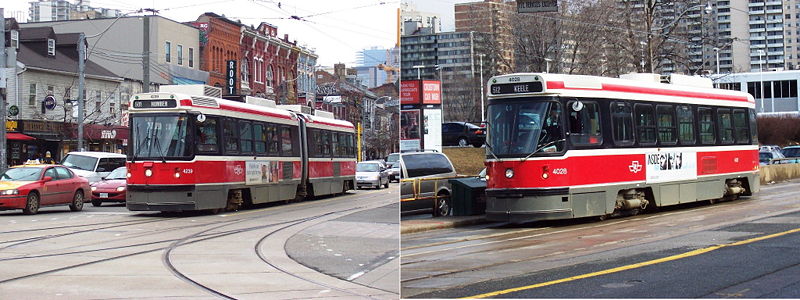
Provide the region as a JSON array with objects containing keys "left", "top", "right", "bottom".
[
  {"left": 384, "top": 179, "right": 389, "bottom": 188},
  {"left": 69, "top": 191, "right": 84, "bottom": 211},
  {"left": 91, "top": 199, "right": 102, "bottom": 207},
  {"left": 458, "top": 137, "right": 469, "bottom": 147},
  {"left": 472, "top": 142, "right": 483, "bottom": 148},
  {"left": 23, "top": 192, "right": 40, "bottom": 215},
  {"left": 434, "top": 192, "right": 451, "bottom": 217}
]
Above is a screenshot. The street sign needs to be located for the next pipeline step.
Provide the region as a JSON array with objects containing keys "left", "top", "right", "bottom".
[
  {"left": 7, "top": 105, "right": 18, "bottom": 116},
  {"left": 517, "top": 0, "right": 559, "bottom": 13},
  {"left": 226, "top": 60, "right": 237, "bottom": 95},
  {"left": 43, "top": 95, "right": 56, "bottom": 110}
]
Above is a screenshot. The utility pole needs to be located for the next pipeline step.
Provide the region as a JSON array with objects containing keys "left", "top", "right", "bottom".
[
  {"left": 0, "top": 8, "right": 7, "bottom": 171},
  {"left": 78, "top": 33, "right": 86, "bottom": 151}
]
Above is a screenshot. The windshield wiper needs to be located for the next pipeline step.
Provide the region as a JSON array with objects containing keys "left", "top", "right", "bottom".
[
  {"left": 483, "top": 142, "right": 500, "bottom": 160},
  {"left": 521, "top": 138, "right": 566, "bottom": 162},
  {"left": 151, "top": 126, "right": 168, "bottom": 163},
  {"left": 131, "top": 127, "right": 152, "bottom": 163}
]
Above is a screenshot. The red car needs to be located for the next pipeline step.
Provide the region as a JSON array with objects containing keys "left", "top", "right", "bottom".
[
  {"left": 0, "top": 164, "right": 90, "bottom": 215},
  {"left": 90, "top": 166, "right": 127, "bottom": 206}
]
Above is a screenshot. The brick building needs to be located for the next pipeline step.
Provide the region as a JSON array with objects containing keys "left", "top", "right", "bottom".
[{"left": 195, "top": 13, "right": 243, "bottom": 94}]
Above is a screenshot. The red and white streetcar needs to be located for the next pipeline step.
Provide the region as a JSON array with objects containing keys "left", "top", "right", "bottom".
[
  {"left": 125, "top": 87, "right": 356, "bottom": 213},
  {"left": 484, "top": 73, "right": 759, "bottom": 223}
]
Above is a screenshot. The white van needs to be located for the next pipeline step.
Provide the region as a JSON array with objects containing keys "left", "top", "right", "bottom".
[{"left": 61, "top": 152, "right": 126, "bottom": 183}]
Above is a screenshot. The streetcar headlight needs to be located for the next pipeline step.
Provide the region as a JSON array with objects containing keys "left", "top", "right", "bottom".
[
  {"left": 505, "top": 168, "right": 514, "bottom": 178},
  {"left": 144, "top": 169, "right": 153, "bottom": 177},
  {"left": 542, "top": 166, "right": 549, "bottom": 179},
  {"left": 0, "top": 189, "right": 19, "bottom": 195},
  {"left": 174, "top": 172, "right": 181, "bottom": 178},
  {"left": 91, "top": 186, "right": 97, "bottom": 191},
  {"left": 116, "top": 186, "right": 126, "bottom": 192},
  {"left": 126, "top": 172, "right": 131, "bottom": 178}
]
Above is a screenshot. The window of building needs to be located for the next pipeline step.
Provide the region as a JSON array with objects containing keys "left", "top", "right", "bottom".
[
  {"left": 567, "top": 100, "right": 602, "bottom": 146},
  {"left": 165, "top": 41, "right": 171, "bottom": 63},
  {"left": 95, "top": 101, "right": 101, "bottom": 112},
  {"left": 29, "top": 83, "right": 37, "bottom": 105},
  {"left": 177, "top": 44, "right": 183, "bottom": 65},
  {"left": 611, "top": 102, "right": 634, "bottom": 146},
  {"left": 635, "top": 103, "right": 657, "bottom": 145},
  {"left": 110, "top": 102, "right": 115, "bottom": 114},
  {"left": 267, "top": 65, "right": 274, "bottom": 87},
  {"left": 47, "top": 38, "right": 55, "bottom": 56},
  {"left": 189, "top": 48, "right": 194, "bottom": 68},
  {"left": 699, "top": 107, "right": 716, "bottom": 145},
  {"left": 242, "top": 58, "right": 249, "bottom": 83}
]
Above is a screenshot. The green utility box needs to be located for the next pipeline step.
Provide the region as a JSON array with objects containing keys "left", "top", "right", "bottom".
[{"left": 449, "top": 177, "right": 487, "bottom": 216}]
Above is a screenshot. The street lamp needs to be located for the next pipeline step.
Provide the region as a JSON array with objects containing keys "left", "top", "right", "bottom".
[
  {"left": 757, "top": 49, "right": 765, "bottom": 113},
  {"left": 477, "top": 53, "right": 485, "bottom": 123},
  {"left": 412, "top": 65, "right": 425, "bottom": 80},
  {"left": 544, "top": 58, "right": 552, "bottom": 73},
  {"left": 713, "top": 47, "right": 720, "bottom": 74}
]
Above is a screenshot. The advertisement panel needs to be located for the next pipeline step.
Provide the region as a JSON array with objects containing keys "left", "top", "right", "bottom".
[
  {"left": 401, "top": 109, "right": 421, "bottom": 151},
  {"left": 423, "top": 109, "right": 442, "bottom": 152},
  {"left": 645, "top": 151, "right": 697, "bottom": 183},
  {"left": 400, "top": 81, "right": 421, "bottom": 104},
  {"left": 421, "top": 81, "right": 441, "bottom": 104},
  {"left": 245, "top": 161, "right": 281, "bottom": 185}
]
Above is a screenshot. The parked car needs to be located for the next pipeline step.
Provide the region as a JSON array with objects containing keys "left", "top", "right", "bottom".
[
  {"left": 61, "top": 152, "right": 126, "bottom": 183},
  {"left": 388, "top": 164, "right": 401, "bottom": 182},
  {"left": 760, "top": 145, "right": 782, "bottom": 153},
  {"left": 400, "top": 151, "right": 457, "bottom": 216},
  {"left": 782, "top": 145, "right": 800, "bottom": 159},
  {"left": 442, "top": 122, "right": 486, "bottom": 147},
  {"left": 356, "top": 161, "right": 390, "bottom": 189},
  {"left": 0, "top": 164, "right": 90, "bottom": 215},
  {"left": 760, "top": 150, "right": 786, "bottom": 165},
  {"left": 90, "top": 166, "right": 127, "bottom": 207}
]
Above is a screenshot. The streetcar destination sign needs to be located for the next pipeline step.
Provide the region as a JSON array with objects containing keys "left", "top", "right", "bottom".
[
  {"left": 490, "top": 82, "right": 543, "bottom": 95},
  {"left": 133, "top": 99, "right": 177, "bottom": 109}
]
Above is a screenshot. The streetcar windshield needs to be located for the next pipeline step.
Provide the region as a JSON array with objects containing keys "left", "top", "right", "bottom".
[
  {"left": 131, "top": 115, "right": 191, "bottom": 159},
  {"left": 487, "top": 100, "right": 564, "bottom": 156}
]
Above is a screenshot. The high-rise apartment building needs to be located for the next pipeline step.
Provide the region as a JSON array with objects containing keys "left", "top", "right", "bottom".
[
  {"left": 453, "top": 0, "right": 514, "bottom": 74},
  {"left": 400, "top": 1, "right": 441, "bottom": 36},
  {"left": 28, "top": 0, "right": 123, "bottom": 22}
]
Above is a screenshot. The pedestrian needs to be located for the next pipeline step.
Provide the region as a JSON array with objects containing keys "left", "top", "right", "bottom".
[{"left": 42, "top": 151, "right": 55, "bottom": 164}]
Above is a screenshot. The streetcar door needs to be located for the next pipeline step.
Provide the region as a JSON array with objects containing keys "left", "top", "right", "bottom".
[{"left": 297, "top": 116, "right": 309, "bottom": 194}]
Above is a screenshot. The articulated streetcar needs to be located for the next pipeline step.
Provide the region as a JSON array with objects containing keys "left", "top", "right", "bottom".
[
  {"left": 125, "top": 89, "right": 356, "bottom": 213},
  {"left": 484, "top": 73, "right": 759, "bottom": 223}
]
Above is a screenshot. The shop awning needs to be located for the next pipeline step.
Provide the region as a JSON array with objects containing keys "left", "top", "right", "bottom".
[{"left": 7, "top": 133, "right": 36, "bottom": 141}]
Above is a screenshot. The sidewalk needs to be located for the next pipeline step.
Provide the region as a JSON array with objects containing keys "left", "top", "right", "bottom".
[{"left": 400, "top": 215, "right": 488, "bottom": 234}]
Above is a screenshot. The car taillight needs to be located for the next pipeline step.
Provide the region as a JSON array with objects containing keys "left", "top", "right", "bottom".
[{"left": 475, "top": 130, "right": 484, "bottom": 135}]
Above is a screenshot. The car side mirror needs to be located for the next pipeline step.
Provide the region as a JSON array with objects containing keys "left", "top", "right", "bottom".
[{"left": 43, "top": 176, "right": 53, "bottom": 182}]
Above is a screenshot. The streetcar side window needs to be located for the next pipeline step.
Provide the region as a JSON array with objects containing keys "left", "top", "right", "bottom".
[
  {"left": 567, "top": 100, "right": 602, "bottom": 146},
  {"left": 698, "top": 107, "right": 716, "bottom": 145},
  {"left": 223, "top": 118, "right": 240, "bottom": 153},
  {"left": 347, "top": 133, "right": 356, "bottom": 157},
  {"left": 311, "top": 129, "right": 323, "bottom": 157},
  {"left": 239, "top": 120, "right": 253, "bottom": 154},
  {"left": 732, "top": 109, "right": 749, "bottom": 144},
  {"left": 717, "top": 109, "right": 734, "bottom": 144},
  {"left": 331, "top": 132, "right": 339, "bottom": 157},
  {"left": 635, "top": 104, "right": 656, "bottom": 145},
  {"left": 656, "top": 105, "right": 677, "bottom": 145},
  {"left": 676, "top": 105, "right": 695, "bottom": 145},
  {"left": 267, "top": 124, "right": 279, "bottom": 156},
  {"left": 749, "top": 109, "right": 758, "bottom": 145},
  {"left": 253, "top": 123, "right": 267, "bottom": 154},
  {"left": 196, "top": 117, "right": 219, "bottom": 154},
  {"left": 610, "top": 102, "right": 634, "bottom": 146},
  {"left": 339, "top": 133, "right": 348, "bottom": 157},
  {"left": 280, "top": 126, "right": 293, "bottom": 157},
  {"left": 322, "top": 131, "right": 331, "bottom": 157}
]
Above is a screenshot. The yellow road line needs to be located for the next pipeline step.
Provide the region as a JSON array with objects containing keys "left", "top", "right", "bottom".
[{"left": 465, "top": 227, "right": 800, "bottom": 299}]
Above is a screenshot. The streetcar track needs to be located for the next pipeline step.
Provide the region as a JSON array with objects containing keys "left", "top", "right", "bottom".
[
  {"left": 0, "top": 218, "right": 176, "bottom": 251},
  {"left": 254, "top": 208, "right": 390, "bottom": 299}
]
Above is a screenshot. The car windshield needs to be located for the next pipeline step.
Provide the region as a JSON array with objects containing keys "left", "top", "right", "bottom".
[
  {"left": 386, "top": 153, "right": 399, "bottom": 163},
  {"left": 357, "top": 163, "right": 381, "bottom": 172},
  {"left": 759, "top": 152, "right": 772, "bottom": 162},
  {"left": 1, "top": 167, "right": 42, "bottom": 181},
  {"left": 131, "top": 115, "right": 190, "bottom": 159},
  {"left": 487, "top": 99, "right": 564, "bottom": 156},
  {"left": 105, "top": 167, "right": 127, "bottom": 180},
  {"left": 61, "top": 154, "right": 98, "bottom": 171},
  {"left": 783, "top": 148, "right": 800, "bottom": 158}
]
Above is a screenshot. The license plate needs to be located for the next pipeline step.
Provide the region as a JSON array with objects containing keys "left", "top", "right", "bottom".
[{"left": 100, "top": 193, "right": 108, "bottom": 198}]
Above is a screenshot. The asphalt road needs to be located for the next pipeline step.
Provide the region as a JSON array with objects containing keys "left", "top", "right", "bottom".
[
  {"left": 402, "top": 179, "right": 800, "bottom": 299},
  {"left": 0, "top": 183, "right": 399, "bottom": 299}
]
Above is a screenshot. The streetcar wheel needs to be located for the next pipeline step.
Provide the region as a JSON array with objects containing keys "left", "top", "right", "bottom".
[
  {"left": 23, "top": 192, "right": 40, "bottom": 215},
  {"left": 434, "top": 193, "right": 451, "bottom": 217},
  {"left": 91, "top": 199, "right": 102, "bottom": 207},
  {"left": 69, "top": 191, "right": 84, "bottom": 211},
  {"left": 457, "top": 137, "right": 469, "bottom": 147}
]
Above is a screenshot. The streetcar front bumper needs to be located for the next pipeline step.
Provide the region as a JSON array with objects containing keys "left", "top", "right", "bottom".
[
  {"left": 485, "top": 188, "right": 572, "bottom": 223},
  {"left": 125, "top": 184, "right": 201, "bottom": 212}
]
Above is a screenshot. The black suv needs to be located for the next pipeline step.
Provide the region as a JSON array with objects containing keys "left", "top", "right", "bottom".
[
  {"left": 442, "top": 122, "right": 486, "bottom": 147},
  {"left": 400, "top": 151, "right": 457, "bottom": 217}
]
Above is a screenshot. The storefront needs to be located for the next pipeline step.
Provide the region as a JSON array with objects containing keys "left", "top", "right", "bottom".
[
  {"left": 83, "top": 124, "right": 130, "bottom": 154},
  {"left": 5, "top": 120, "right": 66, "bottom": 166}
]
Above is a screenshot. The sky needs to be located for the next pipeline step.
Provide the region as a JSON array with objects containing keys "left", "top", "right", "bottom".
[{"left": 3, "top": 0, "right": 398, "bottom": 67}]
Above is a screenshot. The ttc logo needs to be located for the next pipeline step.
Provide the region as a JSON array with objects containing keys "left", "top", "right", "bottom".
[
  {"left": 233, "top": 165, "right": 244, "bottom": 176},
  {"left": 629, "top": 161, "right": 642, "bottom": 173}
]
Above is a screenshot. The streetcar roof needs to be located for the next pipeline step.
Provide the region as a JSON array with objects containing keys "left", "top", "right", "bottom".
[
  {"left": 129, "top": 92, "right": 295, "bottom": 120},
  {"left": 487, "top": 73, "right": 755, "bottom": 107},
  {"left": 301, "top": 112, "right": 355, "bottom": 130}
]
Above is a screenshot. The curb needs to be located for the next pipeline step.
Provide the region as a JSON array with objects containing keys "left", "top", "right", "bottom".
[{"left": 400, "top": 216, "right": 489, "bottom": 234}]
